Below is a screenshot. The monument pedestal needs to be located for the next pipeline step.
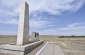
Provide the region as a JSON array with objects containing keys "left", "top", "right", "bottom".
[{"left": 0, "top": 40, "right": 44, "bottom": 55}]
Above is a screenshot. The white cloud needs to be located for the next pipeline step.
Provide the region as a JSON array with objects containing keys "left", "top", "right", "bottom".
[
  {"left": 30, "top": 18, "right": 55, "bottom": 29},
  {"left": 67, "top": 22, "right": 84, "bottom": 28},
  {"left": 0, "top": 18, "right": 18, "bottom": 25},
  {"left": 0, "top": 0, "right": 20, "bottom": 8},
  {"left": 0, "top": 0, "right": 84, "bottom": 17},
  {"left": 0, "top": 0, "right": 20, "bottom": 17},
  {"left": 0, "top": 0, "right": 85, "bottom": 35},
  {"left": 0, "top": 8, "right": 18, "bottom": 17},
  {"left": 40, "top": 29, "right": 85, "bottom": 36},
  {"left": 38, "top": 22, "right": 85, "bottom": 35},
  {"left": 59, "top": 22, "right": 85, "bottom": 30},
  {"left": 0, "top": 0, "right": 84, "bottom": 18},
  {"left": 28, "top": 0, "right": 85, "bottom": 14},
  {"left": 0, "top": 17, "right": 55, "bottom": 29}
]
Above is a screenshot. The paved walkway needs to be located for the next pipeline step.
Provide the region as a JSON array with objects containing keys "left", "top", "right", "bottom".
[
  {"left": 36, "top": 43, "right": 64, "bottom": 55},
  {"left": 28, "top": 43, "right": 45, "bottom": 55}
]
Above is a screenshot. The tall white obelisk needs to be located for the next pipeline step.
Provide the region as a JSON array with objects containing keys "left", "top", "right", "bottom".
[{"left": 17, "top": 0, "right": 29, "bottom": 45}]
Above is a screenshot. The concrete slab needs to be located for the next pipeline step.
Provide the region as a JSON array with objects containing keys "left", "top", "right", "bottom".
[
  {"left": 28, "top": 43, "right": 45, "bottom": 55},
  {"left": 36, "top": 42, "right": 64, "bottom": 55},
  {"left": 0, "top": 40, "right": 44, "bottom": 55}
]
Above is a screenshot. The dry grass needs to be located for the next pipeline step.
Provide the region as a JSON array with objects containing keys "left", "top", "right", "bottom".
[
  {"left": 0, "top": 35, "right": 85, "bottom": 44},
  {"left": 0, "top": 35, "right": 85, "bottom": 55},
  {"left": 0, "top": 35, "right": 16, "bottom": 44},
  {"left": 39, "top": 36, "right": 85, "bottom": 42},
  {"left": 39, "top": 36, "right": 85, "bottom": 55}
]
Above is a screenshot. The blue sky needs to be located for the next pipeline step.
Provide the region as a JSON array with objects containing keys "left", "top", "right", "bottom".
[{"left": 0, "top": 0, "right": 85, "bottom": 35}]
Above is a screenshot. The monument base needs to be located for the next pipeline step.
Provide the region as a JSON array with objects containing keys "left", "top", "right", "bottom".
[{"left": 0, "top": 40, "right": 44, "bottom": 55}]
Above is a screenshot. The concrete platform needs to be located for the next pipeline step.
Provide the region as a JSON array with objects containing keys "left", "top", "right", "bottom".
[
  {"left": 0, "top": 40, "right": 44, "bottom": 55},
  {"left": 36, "top": 42, "right": 64, "bottom": 55},
  {"left": 28, "top": 43, "right": 45, "bottom": 55}
]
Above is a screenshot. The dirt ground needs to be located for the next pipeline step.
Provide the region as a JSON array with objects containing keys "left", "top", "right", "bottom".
[
  {"left": 0, "top": 36, "right": 85, "bottom": 55},
  {"left": 53, "top": 40, "right": 85, "bottom": 55}
]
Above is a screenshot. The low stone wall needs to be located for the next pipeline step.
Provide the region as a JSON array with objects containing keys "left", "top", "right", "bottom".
[{"left": 0, "top": 40, "right": 44, "bottom": 55}]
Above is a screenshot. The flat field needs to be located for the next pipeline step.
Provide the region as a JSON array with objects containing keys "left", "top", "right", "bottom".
[
  {"left": 0, "top": 35, "right": 85, "bottom": 55},
  {"left": 39, "top": 36, "right": 85, "bottom": 55}
]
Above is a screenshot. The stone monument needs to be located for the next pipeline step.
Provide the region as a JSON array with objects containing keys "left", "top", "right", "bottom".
[
  {"left": 31, "top": 32, "right": 39, "bottom": 42},
  {"left": 17, "top": 0, "right": 29, "bottom": 45},
  {"left": 0, "top": 0, "right": 44, "bottom": 55}
]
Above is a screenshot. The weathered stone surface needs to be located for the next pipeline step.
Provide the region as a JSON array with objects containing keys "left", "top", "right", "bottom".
[
  {"left": 17, "top": 1, "right": 29, "bottom": 45},
  {"left": 31, "top": 32, "right": 39, "bottom": 42},
  {"left": 0, "top": 40, "right": 44, "bottom": 55}
]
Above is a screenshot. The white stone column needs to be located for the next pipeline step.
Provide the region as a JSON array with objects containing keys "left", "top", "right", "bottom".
[{"left": 17, "top": 0, "right": 29, "bottom": 45}]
